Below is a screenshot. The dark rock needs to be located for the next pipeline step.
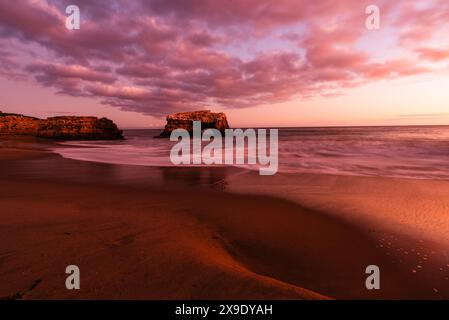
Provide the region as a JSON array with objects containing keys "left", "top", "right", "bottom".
[
  {"left": 0, "top": 113, "right": 40, "bottom": 136},
  {"left": 37, "top": 116, "right": 123, "bottom": 140},
  {"left": 0, "top": 112, "right": 123, "bottom": 140},
  {"left": 159, "top": 110, "right": 230, "bottom": 137}
]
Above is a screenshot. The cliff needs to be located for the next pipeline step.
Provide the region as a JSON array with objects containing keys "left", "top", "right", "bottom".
[
  {"left": 37, "top": 116, "right": 123, "bottom": 140},
  {"left": 0, "top": 113, "right": 40, "bottom": 136},
  {"left": 0, "top": 112, "right": 123, "bottom": 140},
  {"left": 160, "top": 110, "right": 230, "bottom": 137}
]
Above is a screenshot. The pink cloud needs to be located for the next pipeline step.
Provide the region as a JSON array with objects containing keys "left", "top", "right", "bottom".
[
  {"left": 26, "top": 63, "right": 117, "bottom": 84},
  {"left": 0, "top": 0, "right": 446, "bottom": 117},
  {"left": 416, "top": 47, "right": 449, "bottom": 62}
]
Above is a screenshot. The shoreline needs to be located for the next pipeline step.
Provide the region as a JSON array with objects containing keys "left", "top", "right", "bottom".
[
  {"left": 0, "top": 139, "right": 448, "bottom": 299},
  {"left": 48, "top": 137, "right": 449, "bottom": 247}
]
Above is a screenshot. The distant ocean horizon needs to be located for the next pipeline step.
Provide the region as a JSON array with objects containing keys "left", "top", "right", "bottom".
[{"left": 52, "top": 125, "right": 449, "bottom": 180}]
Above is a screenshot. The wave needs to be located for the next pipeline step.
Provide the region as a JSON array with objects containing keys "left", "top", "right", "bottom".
[{"left": 52, "top": 126, "right": 449, "bottom": 180}]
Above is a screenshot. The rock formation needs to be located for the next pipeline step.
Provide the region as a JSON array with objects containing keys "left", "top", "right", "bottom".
[
  {"left": 160, "top": 110, "right": 230, "bottom": 137},
  {"left": 0, "top": 111, "right": 123, "bottom": 140},
  {"left": 37, "top": 116, "right": 123, "bottom": 140},
  {"left": 0, "top": 112, "right": 40, "bottom": 136}
]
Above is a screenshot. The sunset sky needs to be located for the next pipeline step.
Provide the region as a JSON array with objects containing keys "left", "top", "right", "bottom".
[{"left": 1, "top": 0, "right": 449, "bottom": 128}]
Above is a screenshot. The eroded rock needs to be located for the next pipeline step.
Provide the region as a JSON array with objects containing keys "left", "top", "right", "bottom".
[
  {"left": 0, "top": 112, "right": 40, "bottom": 136},
  {"left": 37, "top": 116, "right": 123, "bottom": 140},
  {"left": 0, "top": 112, "right": 123, "bottom": 140},
  {"left": 160, "top": 110, "right": 230, "bottom": 137}
]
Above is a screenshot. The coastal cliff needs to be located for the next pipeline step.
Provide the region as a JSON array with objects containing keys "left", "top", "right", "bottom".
[
  {"left": 0, "top": 112, "right": 123, "bottom": 140},
  {"left": 37, "top": 116, "right": 123, "bottom": 140},
  {"left": 160, "top": 110, "right": 230, "bottom": 137},
  {"left": 0, "top": 113, "right": 40, "bottom": 136}
]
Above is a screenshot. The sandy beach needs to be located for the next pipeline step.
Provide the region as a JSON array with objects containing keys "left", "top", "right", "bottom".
[{"left": 0, "top": 138, "right": 447, "bottom": 300}]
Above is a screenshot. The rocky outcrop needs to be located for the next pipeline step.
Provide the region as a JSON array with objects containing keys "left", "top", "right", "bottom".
[
  {"left": 0, "top": 112, "right": 40, "bottom": 136},
  {"left": 160, "top": 110, "right": 230, "bottom": 137},
  {"left": 37, "top": 116, "right": 123, "bottom": 140},
  {"left": 0, "top": 111, "right": 123, "bottom": 140}
]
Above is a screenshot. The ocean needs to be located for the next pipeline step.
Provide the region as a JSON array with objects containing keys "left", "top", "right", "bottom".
[{"left": 52, "top": 126, "right": 449, "bottom": 180}]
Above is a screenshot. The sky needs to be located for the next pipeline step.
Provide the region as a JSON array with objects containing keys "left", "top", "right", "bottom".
[{"left": 0, "top": 0, "right": 449, "bottom": 128}]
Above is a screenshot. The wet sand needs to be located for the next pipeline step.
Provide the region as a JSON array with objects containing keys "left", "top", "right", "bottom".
[{"left": 0, "top": 139, "right": 447, "bottom": 299}]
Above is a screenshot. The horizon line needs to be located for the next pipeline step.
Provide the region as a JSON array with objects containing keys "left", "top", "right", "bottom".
[{"left": 122, "top": 123, "right": 449, "bottom": 130}]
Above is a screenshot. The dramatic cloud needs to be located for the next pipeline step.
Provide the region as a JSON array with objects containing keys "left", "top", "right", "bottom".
[{"left": 0, "top": 0, "right": 448, "bottom": 116}]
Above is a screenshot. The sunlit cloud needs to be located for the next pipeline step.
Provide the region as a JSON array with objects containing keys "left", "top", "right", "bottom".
[{"left": 0, "top": 0, "right": 448, "bottom": 120}]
